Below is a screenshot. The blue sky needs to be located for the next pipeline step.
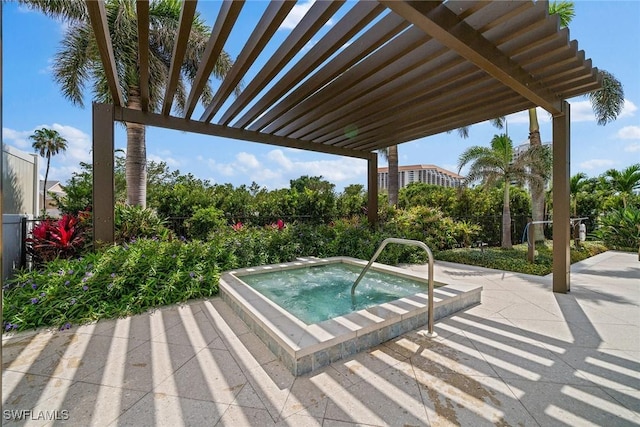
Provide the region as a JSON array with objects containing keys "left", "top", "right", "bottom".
[{"left": 3, "top": 1, "right": 639, "bottom": 192}]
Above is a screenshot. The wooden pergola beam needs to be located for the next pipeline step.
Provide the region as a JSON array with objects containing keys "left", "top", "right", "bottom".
[
  {"left": 381, "top": 0, "right": 563, "bottom": 114},
  {"left": 115, "top": 106, "right": 371, "bottom": 160},
  {"left": 219, "top": 0, "right": 345, "bottom": 126},
  {"left": 162, "top": 0, "right": 198, "bottom": 116},
  {"left": 200, "top": 1, "right": 295, "bottom": 123},
  {"left": 184, "top": 0, "right": 245, "bottom": 119},
  {"left": 85, "top": 1, "right": 124, "bottom": 107},
  {"left": 136, "top": 0, "right": 150, "bottom": 111}
]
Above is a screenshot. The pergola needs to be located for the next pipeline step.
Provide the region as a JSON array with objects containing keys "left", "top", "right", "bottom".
[{"left": 87, "top": 0, "right": 601, "bottom": 294}]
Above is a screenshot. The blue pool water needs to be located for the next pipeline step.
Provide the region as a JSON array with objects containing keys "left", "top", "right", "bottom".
[{"left": 240, "top": 263, "right": 434, "bottom": 324}]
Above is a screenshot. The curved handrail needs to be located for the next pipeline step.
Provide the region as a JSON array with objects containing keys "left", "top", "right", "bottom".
[{"left": 350, "top": 238, "right": 437, "bottom": 337}]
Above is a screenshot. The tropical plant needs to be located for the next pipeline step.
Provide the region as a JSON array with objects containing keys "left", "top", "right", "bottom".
[
  {"left": 594, "top": 206, "right": 640, "bottom": 250},
  {"left": 522, "top": 1, "right": 625, "bottom": 238},
  {"left": 603, "top": 163, "right": 640, "bottom": 208},
  {"left": 23, "top": 0, "right": 234, "bottom": 207},
  {"left": 458, "top": 134, "right": 548, "bottom": 248},
  {"left": 114, "top": 204, "right": 173, "bottom": 243},
  {"left": 29, "top": 127, "right": 68, "bottom": 214},
  {"left": 570, "top": 172, "right": 588, "bottom": 217},
  {"left": 26, "top": 214, "right": 87, "bottom": 264},
  {"left": 379, "top": 145, "right": 399, "bottom": 206}
]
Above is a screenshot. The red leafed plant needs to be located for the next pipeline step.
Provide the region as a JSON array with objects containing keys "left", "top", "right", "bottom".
[{"left": 27, "top": 214, "right": 87, "bottom": 264}]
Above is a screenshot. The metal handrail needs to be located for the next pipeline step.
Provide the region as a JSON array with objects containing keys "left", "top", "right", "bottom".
[{"left": 350, "top": 238, "right": 437, "bottom": 337}]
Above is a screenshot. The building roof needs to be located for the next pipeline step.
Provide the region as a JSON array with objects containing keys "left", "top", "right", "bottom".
[
  {"left": 86, "top": 0, "right": 601, "bottom": 159},
  {"left": 377, "top": 164, "right": 464, "bottom": 179}
]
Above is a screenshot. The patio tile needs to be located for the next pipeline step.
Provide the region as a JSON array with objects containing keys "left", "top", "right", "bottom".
[
  {"left": 414, "top": 370, "right": 536, "bottom": 426},
  {"left": 217, "top": 404, "right": 276, "bottom": 426},
  {"left": 407, "top": 331, "right": 498, "bottom": 378},
  {"left": 330, "top": 344, "right": 408, "bottom": 385},
  {"left": 323, "top": 361, "right": 428, "bottom": 427},
  {"left": 470, "top": 332, "right": 594, "bottom": 385},
  {"left": 31, "top": 381, "right": 146, "bottom": 427},
  {"left": 552, "top": 347, "right": 640, "bottom": 392},
  {"left": 279, "top": 368, "right": 349, "bottom": 419},
  {"left": 111, "top": 392, "right": 229, "bottom": 427},
  {"left": 150, "top": 308, "right": 221, "bottom": 349},
  {"left": 82, "top": 340, "right": 198, "bottom": 392},
  {"left": 154, "top": 347, "right": 247, "bottom": 404},
  {"left": 2, "top": 370, "right": 72, "bottom": 422},
  {"left": 275, "top": 412, "right": 323, "bottom": 426},
  {"left": 241, "top": 360, "right": 295, "bottom": 421},
  {"left": 506, "top": 379, "right": 640, "bottom": 427}
]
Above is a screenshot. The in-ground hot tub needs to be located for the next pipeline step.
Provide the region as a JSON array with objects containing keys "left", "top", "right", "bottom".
[{"left": 220, "top": 257, "right": 481, "bottom": 376}]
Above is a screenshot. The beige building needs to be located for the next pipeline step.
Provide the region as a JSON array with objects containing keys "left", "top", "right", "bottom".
[{"left": 378, "top": 164, "right": 464, "bottom": 190}]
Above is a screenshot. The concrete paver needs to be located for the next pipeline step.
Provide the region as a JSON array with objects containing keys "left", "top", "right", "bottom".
[{"left": 2, "top": 251, "right": 638, "bottom": 426}]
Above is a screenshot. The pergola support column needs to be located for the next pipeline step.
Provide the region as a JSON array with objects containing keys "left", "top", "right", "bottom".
[
  {"left": 552, "top": 101, "right": 571, "bottom": 293},
  {"left": 92, "top": 103, "right": 115, "bottom": 246},
  {"left": 367, "top": 153, "right": 378, "bottom": 227}
]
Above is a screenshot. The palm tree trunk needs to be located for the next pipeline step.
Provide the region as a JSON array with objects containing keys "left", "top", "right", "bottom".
[
  {"left": 125, "top": 87, "right": 147, "bottom": 208},
  {"left": 502, "top": 182, "right": 512, "bottom": 249},
  {"left": 388, "top": 145, "right": 399, "bottom": 206},
  {"left": 528, "top": 108, "right": 545, "bottom": 242},
  {"left": 43, "top": 155, "right": 51, "bottom": 216}
]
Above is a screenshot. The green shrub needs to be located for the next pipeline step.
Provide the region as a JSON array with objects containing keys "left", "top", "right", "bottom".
[
  {"left": 593, "top": 206, "right": 640, "bottom": 251},
  {"left": 186, "top": 206, "right": 227, "bottom": 240},
  {"left": 114, "top": 205, "right": 173, "bottom": 242},
  {"left": 3, "top": 239, "right": 220, "bottom": 332}
]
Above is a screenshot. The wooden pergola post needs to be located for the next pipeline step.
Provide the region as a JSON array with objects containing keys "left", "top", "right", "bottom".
[
  {"left": 367, "top": 152, "right": 378, "bottom": 227},
  {"left": 92, "top": 103, "right": 115, "bottom": 246},
  {"left": 552, "top": 101, "right": 571, "bottom": 293}
]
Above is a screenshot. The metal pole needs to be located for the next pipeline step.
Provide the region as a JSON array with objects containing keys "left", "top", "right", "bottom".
[{"left": 351, "top": 237, "right": 437, "bottom": 337}]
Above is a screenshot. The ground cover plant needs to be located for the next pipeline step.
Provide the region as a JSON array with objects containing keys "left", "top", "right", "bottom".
[{"left": 436, "top": 241, "right": 609, "bottom": 276}]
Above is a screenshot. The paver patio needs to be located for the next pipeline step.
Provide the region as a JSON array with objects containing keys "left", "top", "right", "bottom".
[{"left": 2, "top": 251, "right": 638, "bottom": 426}]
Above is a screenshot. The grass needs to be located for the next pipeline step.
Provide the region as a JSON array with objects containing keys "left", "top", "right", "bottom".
[{"left": 435, "top": 240, "right": 609, "bottom": 276}]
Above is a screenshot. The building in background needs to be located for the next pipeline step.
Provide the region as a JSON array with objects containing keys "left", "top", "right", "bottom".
[
  {"left": 378, "top": 164, "right": 464, "bottom": 191},
  {"left": 39, "top": 180, "right": 65, "bottom": 218}
]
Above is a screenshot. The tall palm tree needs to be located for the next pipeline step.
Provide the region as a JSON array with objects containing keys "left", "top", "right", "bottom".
[
  {"left": 458, "top": 134, "right": 548, "bottom": 249},
  {"left": 522, "top": 0, "right": 625, "bottom": 240},
  {"left": 23, "top": 0, "right": 234, "bottom": 207},
  {"left": 604, "top": 164, "right": 640, "bottom": 208},
  {"left": 30, "top": 127, "right": 68, "bottom": 214},
  {"left": 378, "top": 145, "right": 399, "bottom": 206}
]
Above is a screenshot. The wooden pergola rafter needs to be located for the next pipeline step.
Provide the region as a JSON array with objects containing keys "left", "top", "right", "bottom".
[{"left": 88, "top": 0, "right": 603, "bottom": 293}]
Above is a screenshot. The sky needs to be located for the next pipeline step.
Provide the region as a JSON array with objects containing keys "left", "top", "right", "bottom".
[{"left": 2, "top": 1, "right": 639, "bottom": 192}]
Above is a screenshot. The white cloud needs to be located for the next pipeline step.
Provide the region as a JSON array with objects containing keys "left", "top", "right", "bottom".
[
  {"left": 267, "top": 149, "right": 294, "bottom": 170},
  {"left": 279, "top": 0, "right": 334, "bottom": 30},
  {"left": 236, "top": 152, "right": 260, "bottom": 170},
  {"left": 148, "top": 152, "right": 180, "bottom": 168},
  {"left": 616, "top": 125, "right": 640, "bottom": 140},
  {"left": 579, "top": 159, "right": 616, "bottom": 170},
  {"left": 4, "top": 124, "right": 91, "bottom": 183},
  {"left": 265, "top": 149, "right": 366, "bottom": 182},
  {"left": 506, "top": 107, "right": 550, "bottom": 124},
  {"left": 619, "top": 99, "right": 638, "bottom": 118},
  {"left": 570, "top": 100, "right": 597, "bottom": 122},
  {"left": 624, "top": 143, "right": 640, "bottom": 153}
]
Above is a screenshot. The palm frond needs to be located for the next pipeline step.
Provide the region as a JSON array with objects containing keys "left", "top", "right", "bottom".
[{"left": 589, "top": 70, "right": 625, "bottom": 126}]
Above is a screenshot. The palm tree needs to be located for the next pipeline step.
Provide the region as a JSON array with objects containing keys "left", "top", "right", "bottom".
[
  {"left": 522, "top": 1, "right": 625, "bottom": 240},
  {"left": 378, "top": 145, "right": 399, "bottom": 206},
  {"left": 604, "top": 164, "right": 640, "bottom": 208},
  {"left": 570, "top": 172, "right": 588, "bottom": 217},
  {"left": 458, "top": 134, "right": 548, "bottom": 249},
  {"left": 30, "top": 128, "right": 68, "bottom": 215},
  {"left": 23, "top": 0, "right": 234, "bottom": 207}
]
